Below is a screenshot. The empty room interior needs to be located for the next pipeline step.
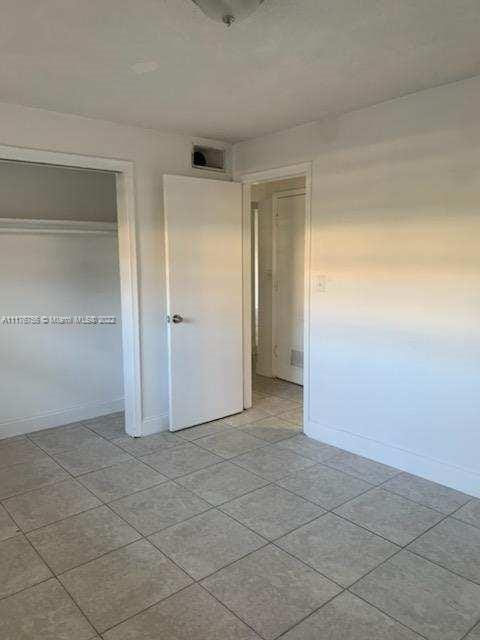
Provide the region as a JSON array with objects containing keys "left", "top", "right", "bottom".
[{"left": 0, "top": 2, "right": 479, "bottom": 640}]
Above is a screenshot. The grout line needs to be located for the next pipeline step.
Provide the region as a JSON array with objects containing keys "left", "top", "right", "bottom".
[
  {"left": 96, "top": 581, "right": 197, "bottom": 637},
  {"left": 203, "top": 461, "right": 478, "bottom": 639},
  {"left": 0, "top": 561, "right": 54, "bottom": 603},
  {"left": 3, "top": 402, "right": 479, "bottom": 640},
  {"left": 339, "top": 499, "right": 478, "bottom": 637},
  {"left": 197, "top": 581, "right": 271, "bottom": 640},
  {"left": 405, "top": 545, "right": 480, "bottom": 589},
  {"left": 372, "top": 483, "right": 472, "bottom": 517},
  {"left": 450, "top": 510, "right": 480, "bottom": 533},
  {"left": 80, "top": 502, "right": 270, "bottom": 637},
  {"left": 345, "top": 590, "right": 431, "bottom": 640},
  {"left": 346, "top": 484, "right": 453, "bottom": 517},
  {"left": 12, "top": 502, "right": 104, "bottom": 536},
  {"left": 272, "top": 590, "right": 348, "bottom": 640},
  {"left": 460, "top": 615, "right": 480, "bottom": 640}
]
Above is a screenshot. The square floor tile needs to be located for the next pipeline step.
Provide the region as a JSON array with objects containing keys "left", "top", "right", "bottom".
[
  {"left": 251, "top": 390, "right": 268, "bottom": 402},
  {"left": 83, "top": 414, "right": 125, "bottom": 440},
  {"left": 252, "top": 381, "right": 279, "bottom": 396},
  {"left": 232, "top": 446, "right": 315, "bottom": 481},
  {"left": 196, "top": 431, "right": 264, "bottom": 458},
  {"left": 0, "top": 439, "right": 49, "bottom": 469},
  {"left": 0, "top": 578, "right": 95, "bottom": 640},
  {"left": 3, "top": 479, "right": 101, "bottom": 531},
  {"left": 176, "top": 461, "right": 269, "bottom": 506},
  {"left": 335, "top": 487, "right": 444, "bottom": 545},
  {"left": 272, "top": 435, "right": 341, "bottom": 463},
  {"left": 272, "top": 383, "right": 303, "bottom": 402},
  {"left": 220, "top": 485, "right": 324, "bottom": 540},
  {"left": 59, "top": 540, "right": 192, "bottom": 633},
  {"left": 408, "top": 517, "right": 480, "bottom": 583},
  {"left": 51, "top": 440, "right": 132, "bottom": 476},
  {"left": 28, "top": 505, "right": 140, "bottom": 573},
  {"left": 77, "top": 459, "right": 167, "bottom": 502},
  {"left": 240, "top": 417, "right": 300, "bottom": 443},
  {"left": 382, "top": 473, "right": 471, "bottom": 514},
  {"left": 454, "top": 499, "right": 480, "bottom": 529},
  {"left": 277, "top": 512, "right": 398, "bottom": 586},
  {"left": 202, "top": 545, "right": 340, "bottom": 640},
  {"left": 278, "top": 408, "right": 303, "bottom": 425},
  {"left": 29, "top": 424, "right": 103, "bottom": 455},
  {"left": 276, "top": 463, "right": 372, "bottom": 509},
  {"left": 325, "top": 451, "right": 400, "bottom": 484},
  {"left": 466, "top": 624, "right": 480, "bottom": 639},
  {"left": 140, "top": 442, "right": 222, "bottom": 478},
  {"left": 252, "top": 396, "right": 301, "bottom": 416},
  {"left": 281, "top": 591, "right": 422, "bottom": 640},
  {"left": 0, "top": 458, "right": 68, "bottom": 500},
  {"left": 0, "top": 535, "right": 51, "bottom": 598},
  {"left": 109, "top": 482, "right": 210, "bottom": 535},
  {"left": 149, "top": 509, "right": 265, "bottom": 579},
  {"left": 223, "top": 408, "right": 271, "bottom": 427},
  {"left": 0, "top": 435, "right": 27, "bottom": 446},
  {"left": 102, "top": 584, "right": 260, "bottom": 640},
  {"left": 176, "top": 420, "right": 234, "bottom": 441},
  {"left": 112, "top": 432, "right": 184, "bottom": 456},
  {"left": 351, "top": 550, "right": 480, "bottom": 640},
  {"left": 0, "top": 503, "right": 20, "bottom": 540}
]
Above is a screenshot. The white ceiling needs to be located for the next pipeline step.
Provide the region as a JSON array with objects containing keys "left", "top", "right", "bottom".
[{"left": 1, "top": 0, "right": 480, "bottom": 142}]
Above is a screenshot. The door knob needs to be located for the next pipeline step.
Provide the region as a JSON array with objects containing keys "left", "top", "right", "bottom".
[{"left": 172, "top": 314, "right": 184, "bottom": 324}]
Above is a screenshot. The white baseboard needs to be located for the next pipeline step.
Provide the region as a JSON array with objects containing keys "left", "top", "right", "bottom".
[
  {"left": 142, "top": 413, "right": 170, "bottom": 436},
  {"left": 0, "top": 398, "right": 125, "bottom": 440},
  {"left": 305, "top": 419, "right": 480, "bottom": 499},
  {"left": 255, "top": 366, "right": 274, "bottom": 379}
]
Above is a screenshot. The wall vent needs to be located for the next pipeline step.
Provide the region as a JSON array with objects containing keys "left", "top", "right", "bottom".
[
  {"left": 192, "top": 145, "right": 225, "bottom": 172},
  {"left": 290, "top": 349, "right": 304, "bottom": 369}
]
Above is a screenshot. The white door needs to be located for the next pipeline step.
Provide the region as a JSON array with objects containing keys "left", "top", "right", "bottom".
[
  {"left": 273, "top": 190, "right": 305, "bottom": 385},
  {"left": 164, "top": 174, "right": 244, "bottom": 431}
]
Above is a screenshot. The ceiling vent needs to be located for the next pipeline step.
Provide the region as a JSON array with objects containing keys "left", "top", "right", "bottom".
[{"left": 192, "top": 145, "right": 225, "bottom": 172}]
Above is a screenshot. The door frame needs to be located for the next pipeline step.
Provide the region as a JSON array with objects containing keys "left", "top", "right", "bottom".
[
  {"left": 239, "top": 162, "right": 312, "bottom": 427},
  {"left": 0, "top": 143, "right": 143, "bottom": 438},
  {"left": 272, "top": 188, "right": 307, "bottom": 384}
]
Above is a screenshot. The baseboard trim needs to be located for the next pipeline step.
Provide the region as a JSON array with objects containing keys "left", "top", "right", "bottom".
[
  {"left": 142, "top": 414, "right": 170, "bottom": 436},
  {"left": 0, "top": 398, "right": 125, "bottom": 440},
  {"left": 305, "top": 419, "right": 480, "bottom": 499}
]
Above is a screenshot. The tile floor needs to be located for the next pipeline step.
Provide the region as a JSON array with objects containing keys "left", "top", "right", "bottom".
[{"left": 0, "top": 376, "right": 479, "bottom": 639}]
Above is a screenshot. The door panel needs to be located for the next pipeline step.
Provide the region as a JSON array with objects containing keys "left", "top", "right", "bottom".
[
  {"left": 164, "top": 175, "right": 244, "bottom": 431},
  {"left": 273, "top": 191, "right": 305, "bottom": 385}
]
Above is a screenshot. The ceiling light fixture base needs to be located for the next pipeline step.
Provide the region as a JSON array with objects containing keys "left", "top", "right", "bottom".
[{"left": 191, "top": 1, "right": 264, "bottom": 26}]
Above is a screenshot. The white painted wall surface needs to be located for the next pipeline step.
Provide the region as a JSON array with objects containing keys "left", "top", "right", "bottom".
[
  {"left": 0, "top": 161, "right": 117, "bottom": 222},
  {"left": 0, "top": 231, "right": 123, "bottom": 435},
  {"left": 0, "top": 102, "right": 231, "bottom": 435},
  {"left": 234, "top": 76, "right": 480, "bottom": 497}
]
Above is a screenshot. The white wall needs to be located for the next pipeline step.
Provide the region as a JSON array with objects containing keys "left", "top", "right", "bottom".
[
  {"left": 0, "top": 230, "right": 123, "bottom": 435},
  {"left": 0, "top": 161, "right": 117, "bottom": 222},
  {"left": 0, "top": 101, "right": 231, "bottom": 436},
  {"left": 235, "top": 76, "right": 480, "bottom": 497},
  {"left": 252, "top": 177, "right": 305, "bottom": 377}
]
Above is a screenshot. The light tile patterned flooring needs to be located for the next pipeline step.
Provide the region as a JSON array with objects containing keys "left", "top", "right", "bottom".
[{"left": 0, "top": 375, "right": 479, "bottom": 639}]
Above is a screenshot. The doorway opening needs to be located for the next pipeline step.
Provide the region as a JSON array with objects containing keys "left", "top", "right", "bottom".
[
  {"left": 0, "top": 145, "right": 141, "bottom": 440},
  {"left": 250, "top": 176, "right": 305, "bottom": 433}
]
